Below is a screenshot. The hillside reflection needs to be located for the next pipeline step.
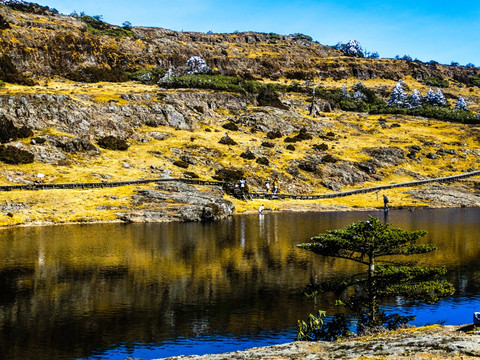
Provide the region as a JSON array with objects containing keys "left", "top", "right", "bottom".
[{"left": 0, "top": 209, "right": 479, "bottom": 360}]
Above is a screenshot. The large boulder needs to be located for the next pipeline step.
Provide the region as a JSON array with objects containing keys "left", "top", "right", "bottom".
[{"left": 134, "top": 182, "right": 235, "bottom": 222}]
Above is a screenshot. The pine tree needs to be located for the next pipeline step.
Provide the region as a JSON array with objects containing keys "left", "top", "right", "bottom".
[
  {"left": 353, "top": 91, "right": 366, "bottom": 103},
  {"left": 335, "top": 40, "right": 364, "bottom": 57},
  {"left": 297, "top": 216, "right": 454, "bottom": 335},
  {"left": 408, "top": 89, "right": 422, "bottom": 109},
  {"left": 388, "top": 81, "right": 408, "bottom": 107},
  {"left": 454, "top": 96, "right": 468, "bottom": 110},
  {"left": 424, "top": 88, "right": 436, "bottom": 105},
  {"left": 353, "top": 81, "right": 366, "bottom": 92},
  {"left": 434, "top": 89, "right": 447, "bottom": 106},
  {"left": 340, "top": 85, "right": 350, "bottom": 100}
]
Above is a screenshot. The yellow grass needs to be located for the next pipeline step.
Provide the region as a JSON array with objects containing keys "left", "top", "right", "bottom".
[{"left": 0, "top": 80, "right": 479, "bottom": 227}]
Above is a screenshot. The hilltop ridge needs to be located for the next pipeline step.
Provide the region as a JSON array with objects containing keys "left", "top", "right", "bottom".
[{"left": 0, "top": 2, "right": 479, "bottom": 83}]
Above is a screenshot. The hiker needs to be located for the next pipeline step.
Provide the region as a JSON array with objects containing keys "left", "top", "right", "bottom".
[
  {"left": 258, "top": 204, "right": 265, "bottom": 214},
  {"left": 273, "top": 181, "right": 278, "bottom": 194},
  {"left": 239, "top": 178, "right": 246, "bottom": 193},
  {"left": 383, "top": 194, "right": 389, "bottom": 212},
  {"left": 265, "top": 179, "right": 270, "bottom": 193}
]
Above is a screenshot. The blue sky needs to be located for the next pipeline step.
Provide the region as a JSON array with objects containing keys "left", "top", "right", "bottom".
[{"left": 36, "top": 0, "right": 480, "bottom": 66}]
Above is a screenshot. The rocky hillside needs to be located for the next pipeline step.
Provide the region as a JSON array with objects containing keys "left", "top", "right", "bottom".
[
  {"left": 0, "top": 2, "right": 479, "bottom": 83},
  {"left": 0, "top": 2, "right": 480, "bottom": 227}
]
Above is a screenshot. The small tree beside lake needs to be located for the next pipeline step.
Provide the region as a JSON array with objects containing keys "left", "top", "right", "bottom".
[{"left": 296, "top": 216, "right": 455, "bottom": 340}]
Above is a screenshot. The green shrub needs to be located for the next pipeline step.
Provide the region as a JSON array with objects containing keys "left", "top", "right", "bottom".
[
  {"left": 268, "top": 33, "right": 281, "bottom": 41},
  {"left": 370, "top": 105, "right": 479, "bottom": 124},
  {"left": 159, "top": 74, "right": 289, "bottom": 96},
  {"left": 97, "top": 136, "right": 129, "bottom": 150},
  {"left": 291, "top": 33, "right": 313, "bottom": 42},
  {"left": 67, "top": 66, "right": 128, "bottom": 83},
  {"left": 469, "top": 75, "right": 480, "bottom": 87},
  {"left": 0, "top": 145, "right": 34, "bottom": 164},
  {"left": 128, "top": 68, "right": 167, "bottom": 83},
  {"left": 424, "top": 76, "right": 450, "bottom": 88},
  {"left": 297, "top": 311, "right": 353, "bottom": 341},
  {"left": 80, "top": 15, "right": 135, "bottom": 38}
]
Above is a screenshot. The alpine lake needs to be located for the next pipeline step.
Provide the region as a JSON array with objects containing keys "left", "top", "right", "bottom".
[{"left": 1, "top": 208, "right": 479, "bottom": 360}]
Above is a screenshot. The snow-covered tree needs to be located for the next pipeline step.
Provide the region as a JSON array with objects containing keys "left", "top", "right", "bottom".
[
  {"left": 388, "top": 81, "right": 408, "bottom": 107},
  {"left": 353, "top": 81, "right": 366, "bottom": 92},
  {"left": 186, "top": 56, "right": 210, "bottom": 75},
  {"left": 408, "top": 89, "right": 422, "bottom": 109},
  {"left": 353, "top": 91, "right": 366, "bottom": 103},
  {"left": 454, "top": 96, "right": 468, "bottom": 110},
  {"left": 335, "top": 40, "right": 365, "bottom": 57},
  {"left": 424, "top": 88, "right": 436, "bottom": 105},
  {"left": 424, "top": 88, "right": 446, "bottom": 106},
  {"left": 434, "top": 89, "right": 447, "bottom": 106},
  {"left": 340, "top": 85, "right": 351, "bottom": 100}
]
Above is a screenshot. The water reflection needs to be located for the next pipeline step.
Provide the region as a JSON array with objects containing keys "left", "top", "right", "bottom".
[{"left": 0, "top": 209, "right": 479, "bottom": 360}]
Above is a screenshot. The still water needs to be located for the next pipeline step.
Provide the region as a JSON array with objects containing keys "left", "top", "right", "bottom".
[{"left": 0, "top": 208, "right": 479, "bottom": 360}]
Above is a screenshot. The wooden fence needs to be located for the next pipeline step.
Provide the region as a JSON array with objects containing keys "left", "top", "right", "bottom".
[{"left": 1, "top": 170, "right": 479, "bottom": 201}]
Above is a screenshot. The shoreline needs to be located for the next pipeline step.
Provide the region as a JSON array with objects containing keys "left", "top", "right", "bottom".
[
  {"left": 159, "top": 324, "right": 480, "bottom": 360},
  {"left": 1, "top": 202, "right": 478, "bottom": 230}
]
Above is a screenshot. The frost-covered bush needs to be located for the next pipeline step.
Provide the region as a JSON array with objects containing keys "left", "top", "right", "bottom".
[
  {"left": 454, "top": 96, "right": 468, "bottom": 110},
  {"left": 186, "top": 56, "right": 210, "bottom": 75}
]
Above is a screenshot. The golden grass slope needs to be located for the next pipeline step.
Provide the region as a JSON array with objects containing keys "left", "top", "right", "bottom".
[{"left": 0, "top": 76, "right": 480, "bottom": 227}]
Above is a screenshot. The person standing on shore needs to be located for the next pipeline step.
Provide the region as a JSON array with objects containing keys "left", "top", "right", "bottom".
[
  {"left": 383, "top": 194, "right": 389, "bottom": 212},
  {"left": 258, "top": 204, "right": 265, "bottom": 214}
]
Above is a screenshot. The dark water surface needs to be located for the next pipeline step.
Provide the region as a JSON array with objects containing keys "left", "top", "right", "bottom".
[{"left": 0, "top": 208, "right": 479, "bottom": 360}]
